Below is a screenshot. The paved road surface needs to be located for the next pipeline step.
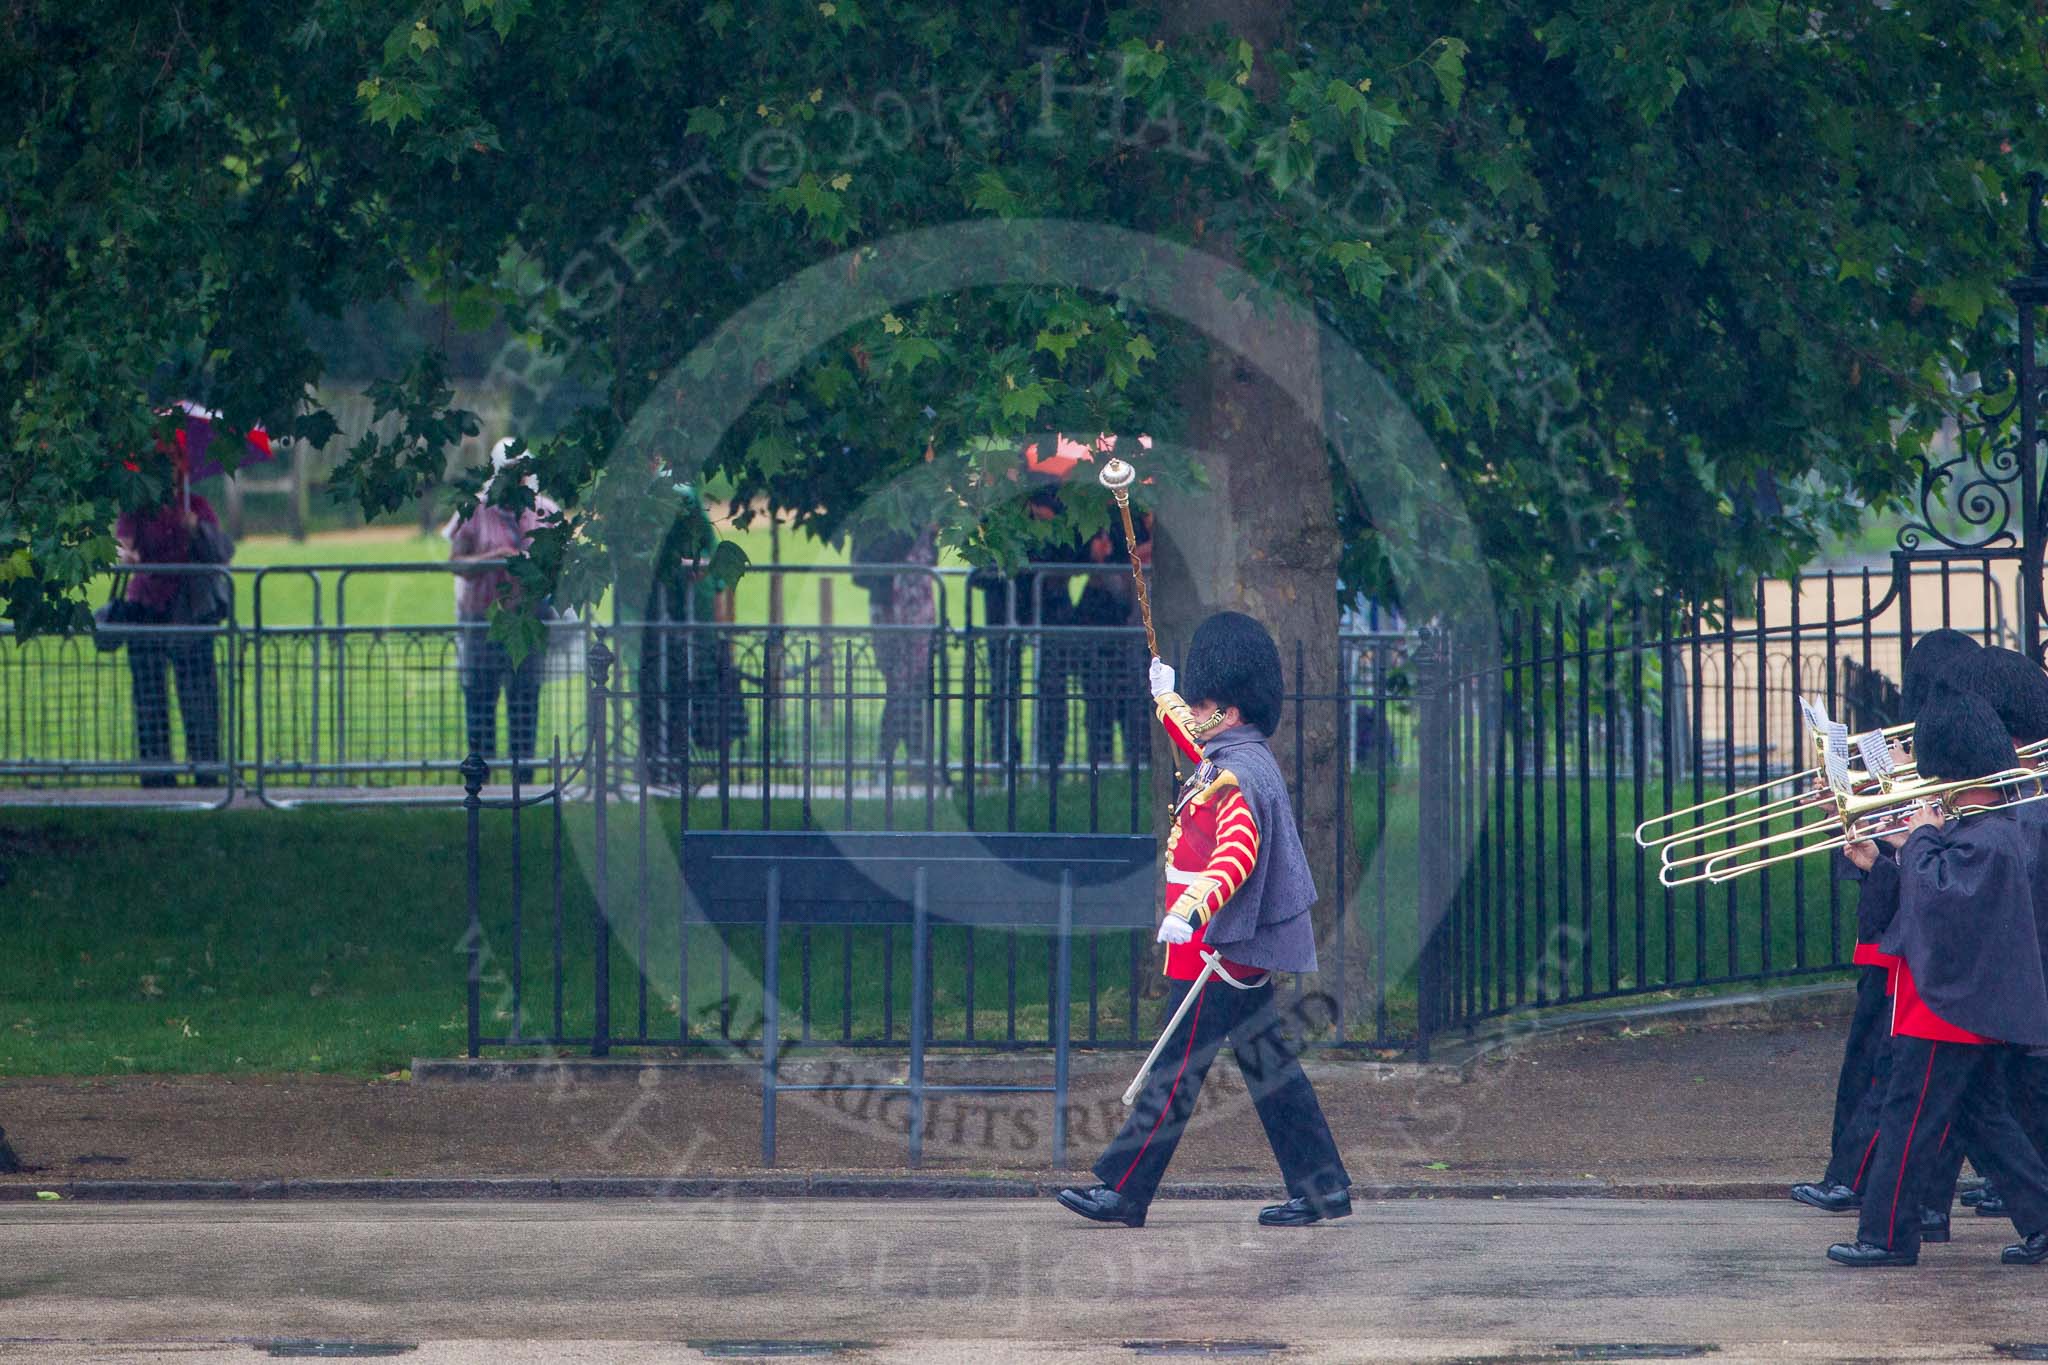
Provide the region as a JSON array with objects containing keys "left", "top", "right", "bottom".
[{"left": 4, "top": 1198, "right": 2047, "bottom": 1363}]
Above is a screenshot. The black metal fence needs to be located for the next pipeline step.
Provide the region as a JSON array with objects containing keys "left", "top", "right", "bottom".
[
  {"left": 1414, "top": 555, "right": 2021, "bottom": 1050},
  {"left": 0, "top": 562, "right": 591, "bottom": 803},
  {"left": 465, "top": 626, "right": 1420, "bottom": 1055},
  {"left": 4, "top": 555, "right": 2021, "bottom": 1053},
  {"left": 453, "top": 554, "right": 2023, "bottom": 1059}
]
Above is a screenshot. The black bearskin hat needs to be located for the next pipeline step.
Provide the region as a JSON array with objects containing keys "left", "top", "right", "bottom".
[
  {"left": 1947, "top": 646, "right": 2048, "bottom": 745},
  {"left": 1181, "top": 610, "right": 1283, "bottom": 735},
  {"left": 1912, "top": 680, "right": 2016, "bottom": 783},
  {"left": 1902, "top": 628, "right": 1983, "bottom": 715}
]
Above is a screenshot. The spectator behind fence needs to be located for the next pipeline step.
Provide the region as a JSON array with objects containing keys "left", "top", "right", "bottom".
[
  {"left": 641, "top": 491, "right": 748, "bottom": 785},
  {"left": 968, "top": 481, "right": 1093, "bottom": 768},
  {"left": 1076, "top": 509, "right": 1152, "bottom": 766},
  {"left": 1023, "top": 486, "right": 1095, "bottom": 769},
  {"left": 851, "top": 518, "right": 938, "bottom": 764},
  {"left": 113, "top": 491, "right": 234, "bottom": 787},
  {"left": 443, "top": 439, "right": 558, "bottom": 782}
]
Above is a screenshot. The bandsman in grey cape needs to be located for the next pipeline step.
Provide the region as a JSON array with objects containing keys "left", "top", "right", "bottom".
[{"left": 1057, "top": 611, "right": 1351, "bottom": 1229}]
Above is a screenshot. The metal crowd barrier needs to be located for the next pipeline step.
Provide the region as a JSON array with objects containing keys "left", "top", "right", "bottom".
[
  {"left": 677, "top": 830, "right": 1158, "bottom": 1167},
  {"left": 0, "top": 565, "right": 239, "bottom": 808},
  {"left": 0, "top": 561, "right": 590, "bottom": 807},
  {"left": 0, "top": 559, "right": 1433, "bottom": 809}
]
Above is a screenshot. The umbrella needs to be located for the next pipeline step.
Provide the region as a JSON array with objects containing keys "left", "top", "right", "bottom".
[
  {"left": 154, "top": 401, "right": 274, "bottom": 514},
  {"left": 1021, "top": 433, "right": 1155, "bottom": 483},
  {"left": 169, "top": 400, "right": 274, "bottom": 483},
  {"left": 1023, "top": 432, "right": 1109, "bottom": 479}
]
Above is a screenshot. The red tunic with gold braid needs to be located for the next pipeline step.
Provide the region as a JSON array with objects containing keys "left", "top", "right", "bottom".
[{"left": 1156, "top": 691, "right": 1266, "bottom": 982}]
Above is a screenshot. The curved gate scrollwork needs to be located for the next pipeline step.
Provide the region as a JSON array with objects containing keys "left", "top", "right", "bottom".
[
  {"left": 1896, "top": 174, "right": 2048, "bottom": 656},
  {"left": 1895, "top": 364, "right": 2022, "bottom": 555}
]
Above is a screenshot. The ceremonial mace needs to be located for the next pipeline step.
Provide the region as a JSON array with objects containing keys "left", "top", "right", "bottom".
[
  {"left": 1096, "top": 457, "right": 1158, "bottom": 658},
  {"left": 1098, "top": 454, "right": 1178, "bottom": 788},
  {"left": 1096, "top": 451, "right": 1197, "bottom": 1016}
]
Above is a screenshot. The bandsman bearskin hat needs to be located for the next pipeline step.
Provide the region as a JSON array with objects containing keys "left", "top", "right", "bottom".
[
  {"left": 1947, "top": 646, "right": 2048, "bottom": 746},
  {"left": 1902, "top": 628, "right": 1983, "bottom": 716},
  {"left": 1912, "top": 680, "right": 2016, "bottom": 784},
  {"left": 1181, "top": 610, "right": 1283, "bottom": 735}
]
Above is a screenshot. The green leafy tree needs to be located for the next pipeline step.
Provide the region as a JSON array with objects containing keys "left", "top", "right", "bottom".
[
  {"left": 12, "top": 2, "right": 2042, "bottom": 616},
  {"left": 8, "top": 0, "right": 2048, "bottom": 958}
]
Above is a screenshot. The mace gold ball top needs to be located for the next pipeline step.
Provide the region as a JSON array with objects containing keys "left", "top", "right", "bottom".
[{"left": 1098, "top": 457, "right": 1136, "bottom": 491}]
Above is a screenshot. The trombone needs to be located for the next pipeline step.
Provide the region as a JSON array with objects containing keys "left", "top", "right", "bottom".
[
  {"left": 1652, "top": 724, "right": 1913, "bottom": 869},
  {"left": 1633, "top": 719, "right": 1912, "bottom": 850},
  {"left": 1648, "top": 729, "right": 2048, "bottom": 883},
  {"left": 1662, "top": 764, "right": 2048, "bottom": 887}
]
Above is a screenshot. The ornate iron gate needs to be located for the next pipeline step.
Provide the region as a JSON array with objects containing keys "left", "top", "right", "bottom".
[
  {"left": 1900, "top": 174, "right": 2048, "bottom": 655},
  {"left": 1414, "top": 189, "right": 2048, "bottom": 1054}
]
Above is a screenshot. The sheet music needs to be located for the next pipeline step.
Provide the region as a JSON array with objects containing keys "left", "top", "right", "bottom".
[{"left": 1824, "top": 747, "right": 1854, "bottom": 794}]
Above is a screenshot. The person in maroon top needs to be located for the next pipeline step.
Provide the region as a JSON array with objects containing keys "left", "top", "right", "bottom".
[{"left": 113, "top": 491, "right": 232, "bottom": 787}]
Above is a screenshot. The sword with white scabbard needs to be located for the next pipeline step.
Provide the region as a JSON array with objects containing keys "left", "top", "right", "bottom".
[{"left": 1122, "top": 947, "right": 1264, "bottom": 1106}]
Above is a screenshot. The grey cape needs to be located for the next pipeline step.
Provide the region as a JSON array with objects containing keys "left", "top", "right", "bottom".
[
  {"left": 2013, "top": 801, "right": 2048, "bottom": 984},
  {"left": 1196, "top": 726, "right": 1318, "bottom": 973},
  {"left": 1880, "top": 810, "right": 2048, "bottom": 1048}
]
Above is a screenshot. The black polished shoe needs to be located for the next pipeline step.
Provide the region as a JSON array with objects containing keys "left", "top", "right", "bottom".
[
  {"left": 1056, "top": 1185, "right": 1145, "bottom": 1228},
  {"left": 1790, "top": 1182, "right": 1860, "bottom": 1213},
  {"left": 1978, "top": 1193, "right": 2010, "bottom": 1217},
  {"left": 1962, "top": 1184, "right": 1991, "bottom": 1207},
  {"left": 1258, "top": 1190, "right": 1353, "bottom": 1227},
  {"left": 1828, "top": 1240, "right": 1918, "bottom": 1268},
  {"left": 1921, "top": 1208, "right": 1951, "bottom": 1244},
  {"left": 2002, "top": 1232, "right": 2048, "bottom": 1265}
]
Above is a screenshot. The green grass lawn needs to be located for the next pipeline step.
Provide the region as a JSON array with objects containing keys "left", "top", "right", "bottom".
[
  {"left": 0, "top": 767, "right": 1859, "bottom": 1078},
  {"left": 0, "top": 795, "right": 1173, "bottom": 1078},
  {"left": 191, "top": 515, "right": 978, "bottom": 630},
  {"left": 76, "top": 501, "right": 985, "bottom": 630}
]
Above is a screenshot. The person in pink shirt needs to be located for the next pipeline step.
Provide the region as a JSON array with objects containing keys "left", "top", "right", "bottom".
[{"left": 443, "top": 439, "right": 558, "bottom": 780}]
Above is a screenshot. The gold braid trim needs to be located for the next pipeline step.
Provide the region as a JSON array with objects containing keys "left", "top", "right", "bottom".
[{"left": 1169, "top": 876, "right": 1223, "bottom": 926}]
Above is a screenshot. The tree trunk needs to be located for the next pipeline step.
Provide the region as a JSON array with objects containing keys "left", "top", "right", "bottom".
[
  {"left": 1140, "top": 0, "right": 1362, "bottom": 1033},
  {"left": 1150, "top": 334, "right": 1358, "bottom": 1026}
]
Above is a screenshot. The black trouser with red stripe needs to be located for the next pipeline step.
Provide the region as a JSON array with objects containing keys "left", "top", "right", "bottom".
[
  {"left": 1093, "top": 974, "right": 1349, "bottom": 1211},
  {"left": 1826, "top": 1084, "right": 1887, "bottom": 1195},
  {"left": 1826, "top": 1039, "right": 1993, "bottom": 1202},
  {"left": 1856, "top": 1038, "right": 2048, "bottom": 1252},
  {"left": 1923, "top": 1049, "right": 2048, "bottom": 1208},
  {"left": 1823, "top": 967, "right": 1894, "bottom": 1191},
  {"left": 2018, "top": 1053, "right": 2048, "bottom": 1152}
]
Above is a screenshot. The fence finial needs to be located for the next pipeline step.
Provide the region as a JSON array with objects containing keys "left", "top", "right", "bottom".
[
  {"left": 586, "top": 637, "right": 614, "bottom": 687},
  {"left": 459, "top": 751, "right": 489, "bottom": 795}
]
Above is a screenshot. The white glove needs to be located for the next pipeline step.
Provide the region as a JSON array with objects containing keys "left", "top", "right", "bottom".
[
  {"left": 1156, "top": 913, "right": 1194, "bottom": 946},
  {"left": 1149, "top": 657, "right": 1175, "bottom": 698}
]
